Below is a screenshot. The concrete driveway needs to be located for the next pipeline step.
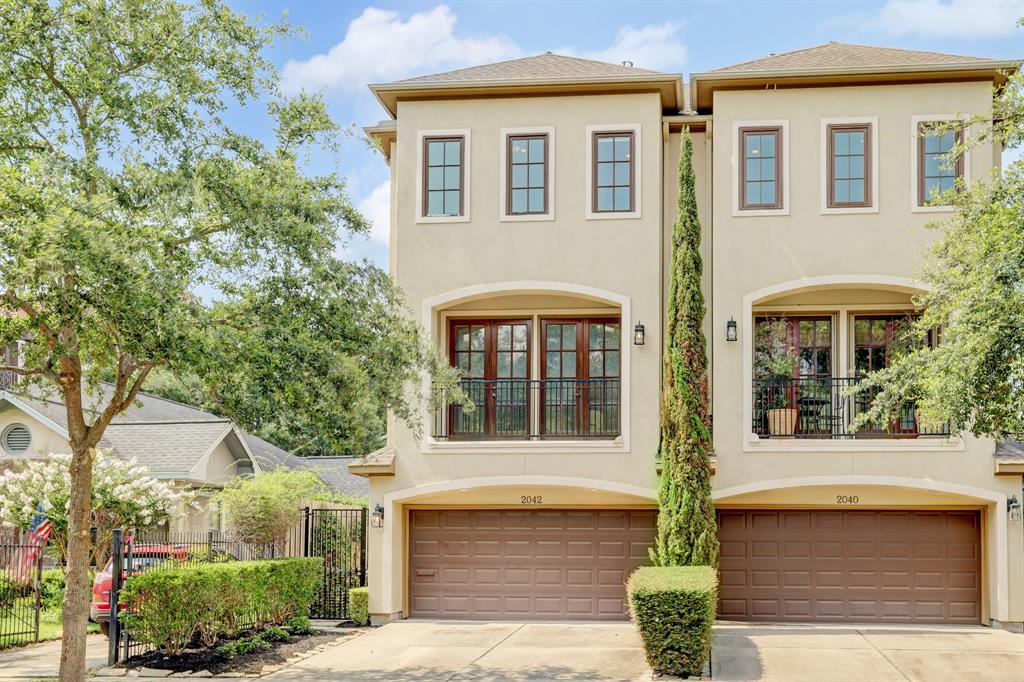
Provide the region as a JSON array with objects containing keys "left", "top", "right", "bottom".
[{"left": 265, "top": 620, "right": 1024, "bottom": 682}]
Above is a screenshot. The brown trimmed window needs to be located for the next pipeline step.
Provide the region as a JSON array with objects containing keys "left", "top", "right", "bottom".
[
  {"left": 449, "top": 319, "right": 530, "bottom": 437},
  {"left": 593, "top": 132, "right": 634, "bottom": 212},
  {"left": 739, "top": 127, "right": 782, "bottom": 210},
  {"left": 508, "top": 134, "right": 547, "bottom": 215},
  {"left": 918, "top": 124, "right": 963, "bottom": 206},
  {"left": 423, "top": 136, "right": 464, "bottom": 217},
  {"left": 541, "top": 318, "right": 621, "bottom": 437},
  {"left": 827, "top": 124, "right": 871, "bottom": 208}
]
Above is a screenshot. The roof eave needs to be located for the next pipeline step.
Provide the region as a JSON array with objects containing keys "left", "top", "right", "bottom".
[
  {"left": 368, "top": 73, "right": 684, "bottom": 118},
  {"left": 691, "top": 60, "right": 1022, "bottom": 112}
]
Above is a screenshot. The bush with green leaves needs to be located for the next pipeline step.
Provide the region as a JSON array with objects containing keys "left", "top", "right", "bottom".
[
  {"left": 627, "top": 566, "right": 717, "bottom": 678},
  {"left": 0, "top": 575, "right": 32, "bottom": 610},
  {"left": 216, "top": 470, "right": 326, "bottom": 554},
  {"left": 119, "top": 558, "right": 321, "bottom": 655},
  {"left": 348, "top": 586, "right": 368, "bottom": 626},
  {"left": 40, "top": 569, "right": 65, "bottom": 611}
]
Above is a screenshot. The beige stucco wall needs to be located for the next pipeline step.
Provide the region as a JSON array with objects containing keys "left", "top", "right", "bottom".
[{"left": 0, "top": 404, "right": 70, "bottom": 459}]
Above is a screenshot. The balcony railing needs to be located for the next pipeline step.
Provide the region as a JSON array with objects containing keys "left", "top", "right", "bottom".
[
  {"left": 0, "top": 370, "right": 15, "bottom": 391},
  {"left": 753, "top": 376, "right": 949, "bottom": 439},
  {"left": 432, "top": 378, "right": 620, "bottom": 441}
]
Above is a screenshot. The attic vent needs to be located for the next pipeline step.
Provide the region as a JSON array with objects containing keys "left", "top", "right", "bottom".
[
  {"left": 2, "top": 424, "right": 32, "bottom": 454},
  {"left": 622, "top": 60, "right": 633, "bottom": 67}
]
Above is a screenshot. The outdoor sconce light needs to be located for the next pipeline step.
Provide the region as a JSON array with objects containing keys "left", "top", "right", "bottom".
[
  {"left": 1009, "top": 495, "right": 1023, "bottom": 522},
  {"left": 633, "top": 322, "right": 645, "bottom": 346},
  {"left": 370, "top": 503, "right": 385, "bottom": 528},
  {"left": 726, "top": 318, "right": 738, "bottom": 342}
]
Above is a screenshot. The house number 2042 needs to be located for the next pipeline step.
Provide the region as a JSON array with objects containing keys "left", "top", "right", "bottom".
[
  {"left": 520, "top": 495, "right": 543, "bottom": 504},
  {"left": 835, "top": 494, "right": 860, "bottom": 504}
]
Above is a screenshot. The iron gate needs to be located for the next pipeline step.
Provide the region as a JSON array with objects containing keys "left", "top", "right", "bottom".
[
  {"left": 303, "top": 507, "right": 367, "bottom": 620},
  {"left": 0, "top": 542, "right": 43, "bottom": 649}
]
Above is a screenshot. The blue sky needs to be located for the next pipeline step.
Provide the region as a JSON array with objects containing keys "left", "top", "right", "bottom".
[{"left": 227, "top": 0, "right": 1023, "bottom": 268}]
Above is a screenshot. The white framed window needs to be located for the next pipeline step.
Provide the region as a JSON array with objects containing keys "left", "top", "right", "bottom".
[
  {"left": 585, "top": 123, "right": 641, "bottom": 220},
  {"left": 416, "top": 128, "right": 471, "bottom": 224},
  {"left": 731, "top": 119, "right": 790, "bottom": 217},
  {"left": 910, "top": 114, "right": 970, "bottom": 213},
  {"left": 820, "top": 116, "right": 879, "bottom": 215},
  {"left": 499, "top": 126, "right": 555, "bottom": 222}
]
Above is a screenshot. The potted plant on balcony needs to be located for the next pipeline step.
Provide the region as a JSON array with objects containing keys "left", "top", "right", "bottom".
[{"left": 754, "top": 317, "right": 799, "bottom": 437}]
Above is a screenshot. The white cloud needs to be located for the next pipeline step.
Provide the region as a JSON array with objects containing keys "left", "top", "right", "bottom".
[
  {"left": 281, "top": 5, "right": 521, "bottom": 93},
  {"left": 357, "top": 181, "right": 391, "bottom": 245},
  {"left": 564, "top": 22, "right": 688, "bottom": 72},
  {"left": 860, "top": 0, "right": 1019, "bottom": 39}
]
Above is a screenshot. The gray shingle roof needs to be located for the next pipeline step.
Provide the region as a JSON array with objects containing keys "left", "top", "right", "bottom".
[
  {"left": 300, "top": 457, "right": 369, "bottom": 499},
  {"left": 711, "top": 42, "right": 998, "bottom": 74},
  {"left": 102, "top": 421, "right": 232, "bottom": 473},
  {"left": 995, "top": 440, "right": 1024, "bottom": 462},
  {"left": 395, "top": 52, "right": 664, "bottom": 85},
  {"left": 241, "top": 432, "right": 306, "bottom": 471}
]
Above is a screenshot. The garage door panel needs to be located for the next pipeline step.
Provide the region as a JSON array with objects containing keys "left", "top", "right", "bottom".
[
  {"left": 409, "top": 508, "right": 656, "bottom": 620},
  {"left": 717, "top": 510, "right": 981, "bottom": 624}
]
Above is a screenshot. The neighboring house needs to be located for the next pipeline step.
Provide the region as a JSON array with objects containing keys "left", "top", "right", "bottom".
[
  {"left": 358, "top": 43, "right": 1024, "bottom": 630},
  {"left": 0, "top": 384, "right": 368, "bottom": 533}
]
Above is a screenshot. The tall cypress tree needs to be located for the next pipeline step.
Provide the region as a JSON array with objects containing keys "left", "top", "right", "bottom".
[{"left": 651, "top": 129, "right": 719, "bottom": 566}]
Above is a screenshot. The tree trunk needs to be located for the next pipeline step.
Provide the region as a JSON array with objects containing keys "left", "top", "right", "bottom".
[{"left": 59, "top": 446, "right": 93, "bottom": 682}]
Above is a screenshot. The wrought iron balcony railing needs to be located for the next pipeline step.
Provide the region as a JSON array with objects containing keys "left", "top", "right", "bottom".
[
  {"left": 0, "top": 370, "right": 16, "bottom": 391},
  {"left": 432, "top": 378, "right": 620, "bottom": 441},
  {"left": 753, "top": 376, "right": 949, "bottom": 439}
]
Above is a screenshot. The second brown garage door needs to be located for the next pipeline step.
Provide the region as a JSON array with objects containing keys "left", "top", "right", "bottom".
[
  {"left": 409, "top": 508, "right": 655, "bottom": 619},
  {"left": 718, "top": 509, "right": 982, "bottom": 624}
]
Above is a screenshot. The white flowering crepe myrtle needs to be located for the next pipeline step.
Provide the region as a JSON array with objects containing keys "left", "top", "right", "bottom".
[{"left": 0, "top": 450, "right": 195, "bottom": 567}]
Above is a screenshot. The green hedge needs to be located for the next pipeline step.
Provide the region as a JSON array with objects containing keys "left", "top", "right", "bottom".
[
  {"left": 348, "top": 587, "right": 368, "bottom": 626},
  {"left": 627, "top": 566, "right": 717, "bottom": 678},
  {"left": 40, "top": 569, "right": 65, "bottom": 611},
  {"left": 119, "top": 558, "right": 322, "bottom": 655}
]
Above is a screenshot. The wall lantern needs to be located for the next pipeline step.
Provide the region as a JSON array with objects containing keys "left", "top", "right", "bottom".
[
  {"left": 370, "top": 503, "right": 385, "bottom": 528},
  {"left": 726, "top": 318, "right": 738, "bottom": 342},
  {"left": 633, "top": 322, "right": 645, "bottom": 346},
  {"left": 1009, "top": 495, "right": 1023, "bottom": 522}
]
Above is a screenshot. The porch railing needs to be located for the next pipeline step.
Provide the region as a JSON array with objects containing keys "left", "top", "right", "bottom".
[
  {"left": 752, "top": 376, "right": 949, "bottom": 439},
  {"left": 432, "top": 378, "right": 620, "bottom": 441},
  {"left": 0, "top": 370, "right": 16, "bottom": 391}
]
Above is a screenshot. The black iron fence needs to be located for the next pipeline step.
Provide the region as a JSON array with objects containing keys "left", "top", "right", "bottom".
[
  {"left": 432, "top": 378, "right": 621, "bottom": 440},
  {"left": 0, "top": 543, "right": 43, "bottom": 649},
  {"left": 753, "top": 376, "right": 950, "bottom": 439},
  {"left": 108, "top": 507, "right": 367, "bottom": 665}
]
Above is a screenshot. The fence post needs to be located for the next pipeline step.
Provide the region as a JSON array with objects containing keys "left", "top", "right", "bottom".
[
  {"left": 107, "top": 529, "right": 123, "bottom": 666},
  {"left": 360, "top": 507, "right": 368, "bottom": 586},
  {"left": 33, "top": 551, "right": 43, "bottom": 642},
  {"left": 302, "top": 507, "right": 311, "bottom": 558},
  {"left": 207, "top": 529, "right": 214, "bottom": 562}
]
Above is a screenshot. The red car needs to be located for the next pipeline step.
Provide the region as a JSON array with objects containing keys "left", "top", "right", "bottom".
[{"left": 90, "top": 545, "right": 189, "bottom": 636}]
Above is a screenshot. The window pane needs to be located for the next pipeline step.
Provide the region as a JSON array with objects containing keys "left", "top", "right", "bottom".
[
  {"left": 427, "top": 191, "right": 443, "bottom": 216},
  {"left": 849, "top": 156, "right": 864, "bottom": 179},
  {"left": 816, "top": 322, "right": 831, "bottom": 346},
  {"left": 547, "top": 325, "right": 561, "bottom": 350},
  {"left": 513, "top": 324, "right": 527, "bottom": 350},
  {"left": 746, "top": 158, "right": 760, "bottom": 181},
  {"left": 511, "top": 189, "right": 527, "bottom": 213},
  {"left": 817, "top": 349, "right": 831, "bottom": 375},
  {"left": 939, "top": 176, "right": 955, "bottom": 192},
  {"left": 528, "top": 137, "right": 544, "bottom": 161},
  {"left": 760, "top": 133, "right": 775, "bottom": 157},
  {"left": 562, "top": 351, "right": 576, "bottom": 377},
  {"left": 834, "top": 180, "right": 849, "bottom": 203},
  {"left": 456, "top": 326, "right": 469, "bottom": 350},
  {"left": 497, "top": 324, "right": 511, "bottom": 350},
  {"left": 614, "top": 162, "right": 630, "bottom": 185},
  {"left": 589, "top": 351, "right": 603, "bottom": 377},
  {"left": 924, "top": 155, "right": 940, "bottom": 178},
  {"left": 428, "top": 166, "right": 443, "bottom": 190},
  {"left": 760, "top": 158, "right": 775, "bottom": 181},
  {"left": 605, "top": 351, "right": 619, "bottom": 376},
  {"left": 444, "top": 166, "right": 460, "bottom": 190},
  {"left": 497, "top": 353, "right": 511, "bottom": 377},
  {"left": 924, "top": 133, "right": 941, "bottom": 154},
  {"left": 834, "top": 156, "right": 850, "bottom": 180},
  {"left": 596, "top": 187, "right": 613, "bottom": 211},
  {"left": 745, "top": 133, "right": 759, "bottom": 157},
  {"left": 511, "top": 140, "right": 528, "bottom": 163},
  {"left": 444, "top": 140, "right": 461, "bottom": 163},
  {"left": 614, "top": 136, "right": 630, "bottom": 161},
  {"left": 849, "top": 181, "right": 864, "bottom": 203},
  {"left": 444, "top": 191, "right": 460, "bottom": 215},
  {"left": 597, "top": 136, "right": 613, "bottom": 161},
  {"left": 871, "top": 320, "right": 886, "bottom": 344},
  {"left": 528, "top": 188, "right": 544, "bottom": 213},
  {"left": 849, "top": 132, "right": 864, "bottom": 154},
  {"left": 800, "top": 321, "right": 813, "bottom": 346},
  {"left": 605, "top": 324, "right": 619, "bottom": 349},
  {"left": 470, "top": 352, "right": 485, "bottom": 377},
  {"left": 590, "top": 324, "right": 604, "bottom": 349},
  {"left": 854, "top": 319, "right": 868, "bottom": 345},
  {"left": 597, "top": 163, "right": 613, "bottom": 186},
  {"left": 614, "top": 187, "right": 631, "bottom": 211},
  {"left": 834, "top": 132, "right": 849, "bottom": 155},
  {"left": 528, "top": 164, "right": 544, "bottom": 187},
  {"left": 761, "top": 183, "right": 775, "bottom": 205},
  {"left": 854, "top": 347, "right": 869, "bottom": 372},
  {"left": 471, "top": 326, "right": 485, "bottom": 350},
  {"left": 546, "top": 352, "right": 560, "bottom": 377},
  {"left": 512, "top": 352, "right": 527, "bottom": 377},
  {"left": 428, "top": 141, "right": 445, "bottom": 165},
  {"left": 457, "top": 353, "right": 469, "bottom": 374},
  {"left": 511, "top": 165, "right": 528, "bottom": 188},
  {"left": 563, "top": 324, "right": 576, "bottom": 348},
  {"left": 745, "top": 181, "right": 760, "bottom": 205}
]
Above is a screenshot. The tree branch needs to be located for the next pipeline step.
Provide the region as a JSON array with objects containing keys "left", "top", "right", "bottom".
[{"left": 2, "top": 288, "right": 58, "bottom": 348}]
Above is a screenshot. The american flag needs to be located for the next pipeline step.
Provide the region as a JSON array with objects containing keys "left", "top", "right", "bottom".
[{"left": 16, "top": 505, "right": 52, "bottom": 584}]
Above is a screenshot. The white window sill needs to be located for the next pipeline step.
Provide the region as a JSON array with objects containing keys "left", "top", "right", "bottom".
[
  {"left": 585, "top": 211, "right": 641, "bottom": 221},
  {"left": 742, "top": 434, "right": 964, "bottom": 453},
  {"left": 423, "top": 438, "right": 625, "bottom": 454},
  {"left": 820, "top": 206, "right": 879, "bottom": 215},
  {"left": 911, "top": 205, "right": 955, "bottom": 214},
  {"left": 500, "top": 213, "right": 555, "bottom": 223},
  {"left": 416, "top": 215, "right": 470, "bottom": 224},
  {"left": 733, "top": 208, "right": 789, "bottom": 217}
]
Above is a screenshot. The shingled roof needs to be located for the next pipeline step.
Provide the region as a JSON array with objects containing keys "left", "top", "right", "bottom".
[
  {"left": 395, "top": 52, "right": 664, "bottom": 84},
  {"left": 711, "top": 42, "right": 998, "bottom": 74}
]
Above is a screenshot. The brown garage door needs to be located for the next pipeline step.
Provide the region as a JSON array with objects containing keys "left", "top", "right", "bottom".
[
  {"left": 409, "top": 508, "right": 655, "bottom": 619},
  {"left": 718, "top": 509, "right": 981, "bottom": 624}
]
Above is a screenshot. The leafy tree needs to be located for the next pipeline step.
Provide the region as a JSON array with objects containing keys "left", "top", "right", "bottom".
[
  {"left": 651, "top": 130, "right": 719, "bottom": 567},
  {"left": 0, "top": 2, "right": 451, "bottom": 677},
  {"left": 216, "top": 469, "right": 324, "bottom": 553},
  {"left": 853, "top": 65, "right": 1024, "bottom": 438},
  {"left": 0, "top": 450, "right": 191, "bottom": 567}
]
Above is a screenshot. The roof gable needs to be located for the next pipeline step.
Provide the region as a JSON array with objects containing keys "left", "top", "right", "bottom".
[
  {"left": 712, "top": 42, "right": 998, "bottom": 74},
  {"left": 396, "top": 52, "right": 664, "bottom": 84}
]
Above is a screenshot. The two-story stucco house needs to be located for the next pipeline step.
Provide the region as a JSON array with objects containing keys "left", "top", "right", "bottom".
[{"left": 356, "top": 43, "right": 1023, "bottom": 630}]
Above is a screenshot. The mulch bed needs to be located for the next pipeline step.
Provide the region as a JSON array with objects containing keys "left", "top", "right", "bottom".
[{"left": 120, "top": 629, "right": 352, "bottom": 675}]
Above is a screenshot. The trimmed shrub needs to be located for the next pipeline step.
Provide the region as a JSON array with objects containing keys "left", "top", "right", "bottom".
[
  {"left": 627, "top": 566, "right": 717, "bottom": 678},
  {"left": 348, "top": 586, "right": 368, "bottom": 626},
  {"left": 119, "top": 557, "right": 322, "bottom": 655},
  {"left": 40, "top": 569, "right": 65, "bottom": 611}
]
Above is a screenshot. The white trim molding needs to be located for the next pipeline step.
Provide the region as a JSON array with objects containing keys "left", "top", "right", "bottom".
[
  {"left": 415, "top": 128, "right": 471, "bottom": 224},
  {"left": 0, "top": 391, "right": 69, "bottom": 439},
  {"left": 420, "top": 281, "right": 631, "bottom": 453},
  {"left": 713, "top": 475, "right": 1010, "bottom": 623},
  {"left": 585, "top": 123, "right": 642, "bottom": 220},
  {"left": 499, "top": 126, "right": 555, "bottom": 222},
  {"left": 738, "top": 275, "right": 963, "bottom": 452},
  {"left": 820, "top": 116, "right": 880, "bottom": 215},
  {"left": 910, "top": 114, "right": 970, "bottom": 214},
  {"left": 731, "top": 119, "right": 790, "bottom": 217}
]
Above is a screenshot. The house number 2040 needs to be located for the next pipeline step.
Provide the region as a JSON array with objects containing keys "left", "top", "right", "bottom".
[
  {"left": 835, "top": 494, "right": 860, "bottom": 504},
  {"left": 520, "top": 495, "right": 543, "bottom": 504}
]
